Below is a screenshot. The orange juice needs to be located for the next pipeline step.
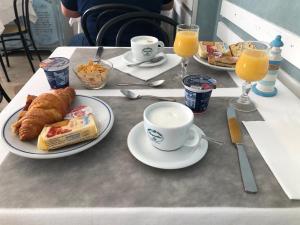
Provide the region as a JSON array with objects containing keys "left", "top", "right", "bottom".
[
  {"left": 173, "top": 31, "right": 199, "bottom": 57},
  {"left": 236, "top": 49, "right": 269, "bottom": 82}
]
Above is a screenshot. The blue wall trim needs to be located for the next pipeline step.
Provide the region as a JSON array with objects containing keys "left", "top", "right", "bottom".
[{"left": 196, "top": 0, "right": 221, "bottom": 40}]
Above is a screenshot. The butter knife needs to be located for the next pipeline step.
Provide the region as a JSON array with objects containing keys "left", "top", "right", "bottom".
[
  {"left": 93, "top": 46, "right": 103, "bottom": 63},
  {"left": 227, "top": 106, "right": 258, "bottom": 193}
]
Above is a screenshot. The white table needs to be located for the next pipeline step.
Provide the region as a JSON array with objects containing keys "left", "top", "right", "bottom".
[
  {"left": 0, "top": 0, "right": 37, "bottom": 34},
  {"left": 0, "top": 47, "right": 299, "bottom": 225}
]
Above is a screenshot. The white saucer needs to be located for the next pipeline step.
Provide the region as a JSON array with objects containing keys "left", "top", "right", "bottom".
[
  {"left": 127, "top": 122, "right": 208, "bottom": 169},
  {"left": 122, "top": 51, "right": 167, "bottom": 67}
]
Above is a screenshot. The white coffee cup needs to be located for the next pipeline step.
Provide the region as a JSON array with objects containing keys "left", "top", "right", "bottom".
[
  {"left": 143, "top": 102, "right": 200, "bottom": 151},
  {"left": 131, "top": 36, "right": 165, "bottom": 62}
]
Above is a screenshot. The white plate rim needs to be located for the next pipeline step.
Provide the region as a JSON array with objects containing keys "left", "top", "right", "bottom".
[
  {"left": 122, "top": 51, "right": 167, "bottom": 67},
  {"left": 193, "top": 54, "right": 235, "bottom": 71},
  {"left": 1, "top": 95, "right": 114, "bottom": 159},
  {"left": 127, "top": 121, "right": 208, "bottom": 169}
]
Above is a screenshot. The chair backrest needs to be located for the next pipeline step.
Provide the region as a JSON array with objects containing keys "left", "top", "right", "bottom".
[
  {"left": 96, "top": 12, "right": 178, "bottom": 47},
  {"left": 0, "top": 83, "right": 11, "bottom": 103},
  {"left": 13, "top": 0, "right": 30, "bottom": 32},
  {"left": 81, "top": 4, "right": 146, "bottom": 46}
]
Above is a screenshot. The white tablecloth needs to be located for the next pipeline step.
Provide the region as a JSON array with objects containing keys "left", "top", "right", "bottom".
[
  {"left": 0, "top": 0, "right": 37, "bottom": 34},
  {"left": 0, "top": 47, "right": 299, "bottom": 225},
  {"left": 1, "top": 208, "right": 300, "bottom": 225}
]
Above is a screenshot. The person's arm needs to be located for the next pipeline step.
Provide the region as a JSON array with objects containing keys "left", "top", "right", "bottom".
[
  {"left": 161, "top": 0, "right": 174, "bottom": 10},
  {"left": 60, "top": 1, "right": 80, "bottom": 18}
]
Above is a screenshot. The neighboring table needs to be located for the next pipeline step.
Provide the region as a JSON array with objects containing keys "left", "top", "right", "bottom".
[
  {"left": 0, "top": 0, "right": 37, "bottom": 34},
  {"left": 0, "top": 47, "right": 299, "bottom": 225}
]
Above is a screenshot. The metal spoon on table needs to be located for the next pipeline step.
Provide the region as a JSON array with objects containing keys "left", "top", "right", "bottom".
[
  {"left": 120, "top": 89, "right": 176, "bottom": 102},
  {"left": 117, "top": 79, "right": 165, "bottom": 87},
  {"left": 126, "top": 56, "right": 164, "bottom": 67}
]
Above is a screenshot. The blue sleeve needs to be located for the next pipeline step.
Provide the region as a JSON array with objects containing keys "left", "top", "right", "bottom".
[{"left": 61, "top": 0, "right": 78, "bottom": 11}]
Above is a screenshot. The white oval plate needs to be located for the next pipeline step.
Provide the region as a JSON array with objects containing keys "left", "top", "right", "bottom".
[
  {"left": 1, "top": 95, "right": 114, "bottom": 159},
  {"left": 127, "top": 121, "right": 208, "bottom": 169},
  {"left": 122, "top": 51, "right": 167, "bottom": 67},
  {"left": 193, "top": 54, "right": 235, "bottom": 71}
]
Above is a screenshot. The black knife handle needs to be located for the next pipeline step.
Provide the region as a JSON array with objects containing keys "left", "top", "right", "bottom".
[{"left": 236, "top": 144, "right": 258, "bottom": 193}]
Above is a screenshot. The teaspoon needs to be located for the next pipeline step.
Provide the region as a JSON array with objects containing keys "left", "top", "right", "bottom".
[
  {"left": 126, "top": 56, "right": 164, "bottom": 67},
  {"left": 120, "top": 89, "right": 176, "bottom": 102},
  {"left": 117, "top": 79, "right": 165, "bottom": 87},
  {"left": 93, "top": 46, "right": 103, "bottom": 63},
  {"left": 201, "top": 135, "right": 224, "bottom": 146}
]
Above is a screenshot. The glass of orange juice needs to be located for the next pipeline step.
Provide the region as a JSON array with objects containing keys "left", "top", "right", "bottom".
[
  {"left": 231, "top": 41, "right": 270, "bottom": 112},
  {"left": 173, "top": 24, "right": 199, "bottom": 78}
]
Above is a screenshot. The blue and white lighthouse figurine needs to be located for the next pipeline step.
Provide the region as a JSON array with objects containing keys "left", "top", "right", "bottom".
[{"left": 252, "top": 35, "right": 284, "bottom": 97}]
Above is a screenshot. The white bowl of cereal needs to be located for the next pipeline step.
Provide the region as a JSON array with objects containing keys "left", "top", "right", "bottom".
[{"left": 74, "top": 60, "right": 113, "bottom": 89}]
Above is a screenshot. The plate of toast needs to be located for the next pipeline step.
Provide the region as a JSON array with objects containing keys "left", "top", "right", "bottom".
[
  {"left": 1, "top": 87, "right": 114, "bottom": 159},
  {"left": 193, "top": 41, "right": 254, "bottom": 71}
]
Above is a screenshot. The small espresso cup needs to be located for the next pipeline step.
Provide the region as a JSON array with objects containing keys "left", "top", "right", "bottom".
[
  {"left": 131, "top": 36, "right": 164, "bottom": 62},
  {"left": 143, "top": 102, "right": 200, "bottom": 151}
]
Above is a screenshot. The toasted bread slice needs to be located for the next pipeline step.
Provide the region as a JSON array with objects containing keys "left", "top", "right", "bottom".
[
  {"left": 198, "top": 41, "right": 231, "bottom": 58},
  {"left": 229, "top": 42, "right": 255, "bottom": 57},
  {"left": 208, "top": 55, "right": 237, "bottom": 67}
]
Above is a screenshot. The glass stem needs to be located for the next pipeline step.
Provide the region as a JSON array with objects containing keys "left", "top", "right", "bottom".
[
  {"left": 237, "top": 81, "right": 252, "bottom": 104},
  {"left": 180, "top": 57, "right": 189, "bottom": 78}
]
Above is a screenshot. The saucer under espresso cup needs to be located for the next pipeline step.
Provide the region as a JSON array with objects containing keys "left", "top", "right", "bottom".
[
  {"left": 143, "top": 102, "right": 200, "bottom": 151},
  {"left": 131, "top": 36, "right": 165, "bottom": 62},
  {"left": 122, "top": 51, "right": 167, "bottom": 67}
]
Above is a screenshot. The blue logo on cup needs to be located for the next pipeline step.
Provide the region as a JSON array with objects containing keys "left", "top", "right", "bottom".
[
  {"left": 147, "top": 129, "right": 164, "bottom": 144},
  {"left": 142, "top": 47, "right": 153, "bottom": 56}
]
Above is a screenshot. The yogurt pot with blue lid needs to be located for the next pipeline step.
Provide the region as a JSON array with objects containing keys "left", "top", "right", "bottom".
[
  {"left": 40, "top": 57, "right": 70, "bottom": 89},
  {"left": 182, "top": 74, "right": 217, "bottom": 112}
]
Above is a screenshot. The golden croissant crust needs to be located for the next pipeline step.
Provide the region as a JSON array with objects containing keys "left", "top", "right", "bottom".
[{"left": 12, "top": 87, "right": 75, "bottom": 141}]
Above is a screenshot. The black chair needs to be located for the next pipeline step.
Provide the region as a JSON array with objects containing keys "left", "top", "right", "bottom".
[
  {"left": 0, "top": 82, "right": 11, "bottom": 103},
  {"left": 0, "top": 55, "right": 10, "bottom": 82},
  {"left": 0, "top": 0, "right": 41, "bottom": 78},
  {"left": 81, "top": 4, "right": 146, "bottom": 46},
  {"left": 96, "top": 12, "right": 178, "bottom": 47}
]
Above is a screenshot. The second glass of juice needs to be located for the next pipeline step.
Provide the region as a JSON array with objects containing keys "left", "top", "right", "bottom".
[{"left": 231, "top": 41, "right": 270, "bottom": 112}]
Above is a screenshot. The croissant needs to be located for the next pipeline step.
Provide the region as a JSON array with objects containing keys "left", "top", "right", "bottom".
[{"left": 12, "top": 87, "right": 75, "bottom": 141}]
